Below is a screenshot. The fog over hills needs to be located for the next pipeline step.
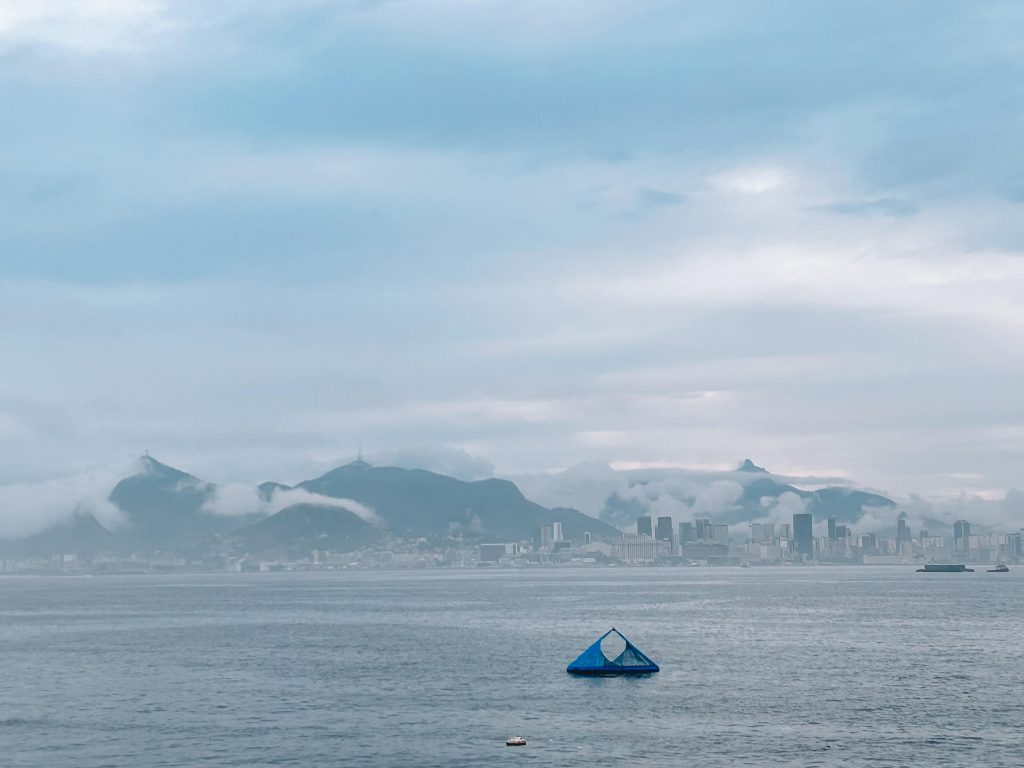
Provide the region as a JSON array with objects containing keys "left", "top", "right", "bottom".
[
  {"left": 0, "top": 455, "right": 618, "bottom": 557},
  {"left": 0, "top": 511, "right": 116, "bottom": 558},
  {"left": 1, "top": 453, "right": 1022, "bottom": 558},
  {"left": 507, "top": 459, "right": 1007, "bottom": 539},
  {"left": 109, "top": 456, "right": 258, "bottom": 550}
]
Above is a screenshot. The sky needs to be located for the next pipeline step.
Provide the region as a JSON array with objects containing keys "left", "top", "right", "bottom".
[{"left": 2, "top": 0, "right": 1024, "bottom": 517}]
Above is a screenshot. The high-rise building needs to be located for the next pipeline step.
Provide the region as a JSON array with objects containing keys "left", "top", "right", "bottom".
[
  {"left": 954, "top": 520, "right": 970, "bottom": 540},
  {"left": 712, "top": 525, "right": 730, "bottom": 545},
  {"left": 763, "top": 523, "right": 775, "bottom": 541},
  {"left": 861, "top": 532, "right": 877, "bottom": 552},
  {"left": 695, "top": 518, "right": 712, "bottom": 541},
  {"left": 778, "top": 523, "right": 792, "bottom": 540},
  {"left": 655, "top": 516, "right": 674, "bottom": 546},
  {"left": 835, "top": 525, "right": 849, "bottom": 540},
  {"left": 637, "top": 516, "right": 653, "bottom": 537},
  {"left": 793, "top": 513, "right": 813, "bottom": 558},
  {"left": 897, "top": 518, "right": 911, "bottom": 542},
  {"left": 1008, "top": 531, "right": 1023, "bottom": 559},
  {"left": 584, "top": 531, "right": 592, "bottom": 545},
  {"left": 750, "top": 523, "right": 763, "bottom": 542},
  {"left": 679, "top": 522, "right": 695, "bottom": 544},
  {"left": 538, "top": 522, "right": 563, "bottom": 551},
  {"left": 827, "top": 518, "right": 837, "bottom": 540},
  {"left": 539, "top": 524, "right": 555, "bottom": 551}
]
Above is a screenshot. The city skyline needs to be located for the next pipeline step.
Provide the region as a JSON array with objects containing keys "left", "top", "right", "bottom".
[
  {"left": 3, "top": 450, "right": 1020, "bottom": 575},
  {"left": 3, "top": 450, "right": 1024, "bottom": 548}
]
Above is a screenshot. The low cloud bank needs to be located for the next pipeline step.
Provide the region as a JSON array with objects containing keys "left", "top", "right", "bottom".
[
  {"left": 202, "top": 484, "right": 380, "bottom": 525},
  {"left": 369, "top": 446, "right": 495, "bottom": 481},
  {"left": 0, "top": 464, "right": 130, "bottom": 539},
  {"left": 2, "top": 457, "right": 1020, "bottom": 542},
  {"left": 510, "top": 462, "right": 1024, "bottom": 535}
]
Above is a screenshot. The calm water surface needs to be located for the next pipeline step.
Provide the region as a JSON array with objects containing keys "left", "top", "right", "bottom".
[{"left": 1, "top": 567, "right": 1022, "bottom": 767}]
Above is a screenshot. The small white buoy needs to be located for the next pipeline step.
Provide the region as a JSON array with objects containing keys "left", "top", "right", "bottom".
[{"left": 506, "top": 736, "right": 527, "bottom": 747}]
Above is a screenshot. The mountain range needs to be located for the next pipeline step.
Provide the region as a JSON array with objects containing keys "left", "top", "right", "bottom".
[
  {"left": 1, "top": 455, "right": 943, "bottom": 559},
  {"left": 509, "top": 458, "right": 917, "bottom": 534},
  {"left": 0, "top": 455, "right": 620, "bottom": 558}
]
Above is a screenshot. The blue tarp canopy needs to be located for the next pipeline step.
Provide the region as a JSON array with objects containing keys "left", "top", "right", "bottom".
[{"left": 566, "top": 628, "right": 659, "bottom": 675}]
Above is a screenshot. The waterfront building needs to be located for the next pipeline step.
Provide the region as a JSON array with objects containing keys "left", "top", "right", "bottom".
[
  {"left": 637, "top": 516, "right": 653, "bottom": 537},
  {"left": 1007, "top": 531, "right": 1023, "bottom": 561},
  {"left": 712, "top": 525, "right": 730, "bottom": 545},
  {"left": 682, "top": 542, "right": 730, "bottom": 563},
  {"left": 617, "top": 533, "right": 661, "bottom": 564},
  {"left": 897, "top": 517, "right": 911, "bottom": 542},
  {"left": 695, "top": 518, "right": 712, "bottom": 541},
  {"left": 679, "top": 521, "right": 695, "bottom": 544},
  {"left": 479, "top": 543, "right": 511, "bottom": 562},
  {"left": 793, "top": 513, "right": 813, "bottom": 558},
  {"left": 655, "top": 516, "right": 675, "bottom": 546},
  {"left": 539, "top": 522, "right": 563, "bottom": 552}
]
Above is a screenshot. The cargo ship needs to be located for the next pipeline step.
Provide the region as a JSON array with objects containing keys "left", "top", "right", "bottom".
[{"left": 916, "top": 564, "right": 974, "bottom": 573}]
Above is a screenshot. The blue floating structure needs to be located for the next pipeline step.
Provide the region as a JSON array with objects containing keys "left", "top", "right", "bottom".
[{"left": 566, "top": 628, "right": 659, "bottom": 675}]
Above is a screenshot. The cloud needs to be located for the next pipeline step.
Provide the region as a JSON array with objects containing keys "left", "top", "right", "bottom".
[
  {"left": 369, "top": 446, "right": 495, "bottom": 481},
  {"left": 895, "top": 490, "right": 1024, "bottom": 534},
  {"left": 635, "top": 186, "right": 687, "bottom": 210},
  {"left": 0, "top": 0, "right": 169, "bottom": 54},
  {"left": 754, "top": 491, "right": 807, "bottom": 524},
  {"left": 1, "top": 0, "right": 1023, "bottom": 501},
  {"left": 0, "top": 464, "right": 129, "bottom": 539},
  {"left": 809, "top": 198, "right": 919, "bottom": 218},
  {"left": 510, "top": 462, "right": 629, "bottom": 518},
  {"left": 709, "top": 166, "right": 789, "bottom": 194},
  {"left": 202, "top": 484, "right": 380, "bottom": 525},
  {"left": 512, "top": 463, "right": 750, "bottom": 529}
]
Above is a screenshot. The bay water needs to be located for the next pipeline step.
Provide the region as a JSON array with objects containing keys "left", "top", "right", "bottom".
[{"left": 2, "top": 567, "right": 1021, "bottom": 767}]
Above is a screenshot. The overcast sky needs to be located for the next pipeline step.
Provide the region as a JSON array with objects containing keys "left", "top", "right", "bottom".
[{"left": 2, "top": 1, "right": 1023, "bottom": 502}]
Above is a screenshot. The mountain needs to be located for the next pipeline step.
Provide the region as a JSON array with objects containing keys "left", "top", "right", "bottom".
[
  {"left": 514, "top": 459, "right": 898, "bottom": 530},
  {"left": 108, "top": 456, "right": 256, "bottom": 550},
  {"left": 3, "top": 456, "right": 615, "bottom": 558},
  {"left": 0, "top": 511, "right": 116, "bottom": 557},
  {"left": 275, "top": 460, "right": 619, "bottom": 544},
  {"left": 806, "top": 486, "right": 895, "bottom": 522},
  {"left": 738, "top": 458, "right": 767, "bottom": 473},
  {"left": 726, "top": 476, "right": 894, "bottom": 525},
  {"left": 239, "top": 503, "right": 380, "bottom": 557}
]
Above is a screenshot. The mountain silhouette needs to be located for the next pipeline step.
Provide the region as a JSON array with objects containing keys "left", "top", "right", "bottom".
[
  {"left": 7, "top": 456, "right": 617, "bottom": 555},
  {"left": 239, "top": 503, "right": 380, "bottom": 557},
  {"left": 265, "top": 460, "right": 619, "bottom": 543},
  {"left": 0, "top": 511, "right": 116, "bottom": 557},
  {"left": 3, "top": 455, "right": 899, "bottom": 557},
  {"left": 108, "top": 455, "right": 251, "bottom": 550}
]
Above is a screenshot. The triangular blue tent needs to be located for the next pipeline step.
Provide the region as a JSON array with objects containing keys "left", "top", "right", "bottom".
[{"left": 566, "top": 628, "right": 659, "bottom": 675}]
